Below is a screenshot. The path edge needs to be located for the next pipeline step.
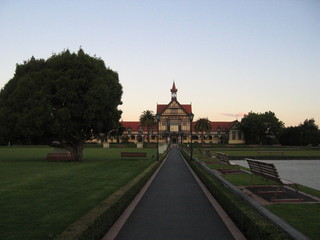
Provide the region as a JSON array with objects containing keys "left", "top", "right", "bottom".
[
  {"left": 179, "top": 150, "right": 247, "bottom": 240},
  {"left": 101, "top": 151, "right": 170, "bottom": 240}
]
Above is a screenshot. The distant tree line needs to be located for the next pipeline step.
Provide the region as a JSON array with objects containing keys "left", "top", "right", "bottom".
[
  {"left": 240, "top": 111, "right": 320, "bottom": 146},
  {"left": 279, "top": 119, "right": 320, "bottom": 146}
]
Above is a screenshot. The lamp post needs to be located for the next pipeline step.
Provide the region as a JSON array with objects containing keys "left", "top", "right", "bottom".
[
  {"left": 189, "top": 113, "right": 194, "bottom": 160},
  {"left": 156, "top": 114, "right": 160, "bottom": 161}
]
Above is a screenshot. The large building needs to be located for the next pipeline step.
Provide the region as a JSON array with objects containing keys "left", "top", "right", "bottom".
[{"left": 120, "top": 82, "right": 245, "bottom": 144}]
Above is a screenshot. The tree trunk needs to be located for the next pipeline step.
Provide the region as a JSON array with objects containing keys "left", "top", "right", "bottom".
[{"left": 69, "top": 143, "right": 84, "bottom": 161}]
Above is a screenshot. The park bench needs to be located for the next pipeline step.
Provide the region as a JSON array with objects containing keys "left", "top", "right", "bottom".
[
  {"left": 205, "top": 149, "right": 213, "bottom": 158},
  {"left": 216, "top": 152, "right": 237, "bottom": 166},
  {"left": 198, "top": 149, "right": 205, "bottom": 155},
  {"left": 245, "top": 158, "right": 301, "bottom": 202},
  {"left": 46, "top": 153, "right": 74, "bottom": 161},
  {"left": 120, "top": 152, "right": 147, "bottom": 158},
  {"left": 214, "top": 152, "right": 243, "bottom": 174}
]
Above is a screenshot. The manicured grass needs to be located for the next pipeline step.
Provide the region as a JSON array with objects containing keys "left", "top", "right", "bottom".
[
  {"left": 206, "top": 147, "right": 320, "bottom": 159},
  {"left": 0, "top": 146, "right": 156, "bottom": 240},
  {"left": 222, "top": 171, "right": 278, "bottom": 186},
  {"left": 266, "top": 204, "right": 320, "bottom": 240}
]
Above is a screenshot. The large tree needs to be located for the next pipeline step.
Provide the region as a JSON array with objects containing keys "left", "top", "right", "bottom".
[
  {"left": 194, "top": 118, "right": 212, "bottom": 143},
  {"left": 0, "top": 49, "right": 122, "bottom": 161},
  {"left": 241, "top": 111, "right": 284, "bottom": 145},
  {"left": 139, "top": 110, "right": 156, "bottom": 143}
]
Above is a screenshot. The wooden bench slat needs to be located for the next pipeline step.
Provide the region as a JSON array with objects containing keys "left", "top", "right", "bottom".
[{"left": 216, "top": 152, "right": 237, "bottom": 166}]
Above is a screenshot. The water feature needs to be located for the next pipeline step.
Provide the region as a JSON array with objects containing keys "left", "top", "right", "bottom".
[{"left": 234, "top": 160, "right": 320, "bottom": 191}]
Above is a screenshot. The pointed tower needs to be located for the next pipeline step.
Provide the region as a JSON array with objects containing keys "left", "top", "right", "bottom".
[{"left": 171, "top": 81, "right": 177, "bottom": 101}]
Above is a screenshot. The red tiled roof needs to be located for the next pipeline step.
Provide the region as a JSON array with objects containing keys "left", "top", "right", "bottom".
[
  {"left": 121, "top": 121, "right": 157, "bottom": 131},
  {"left": 181, "top": 104, "right": 192, "bottom": 114},
  {"left": 121, "top": 120, "right": 236, "bottom": 132},
  {"left": 192, "top": 121, "right": 236, "bottom": 132},
  {"left": 156, "top": 104, "right": 167, "bottom": 114},
  {"left": 121, "top": 121, "right": 141, "bottom": 131},
  {"left": 156, "top": 103, "right": 192, "bottom": 115},
  {"left": 210, "top": 121, "right": 236, "bottom": 131}
]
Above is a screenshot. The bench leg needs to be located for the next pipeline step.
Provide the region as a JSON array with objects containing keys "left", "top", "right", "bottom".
[
  {"left": 292, "top": 184, "right": 302, "bottom": 200},
  {"left": 257, "top": 185, "right": 285, "bottom": 195},
  {"left": 249, "top": 174, "right": 254, "bottom": 185},
  {"left": 271, "top": 184, "right": 304, "bottom": 202},
  {"left": 272, "top": 185, "right": 285, "bottom": 201}
]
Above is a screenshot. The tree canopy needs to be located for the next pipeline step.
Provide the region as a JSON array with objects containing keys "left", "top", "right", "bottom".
[
  {"left": 280, "top": 119, "right": 320, "bottom": 146},
  {"left": 0, "top": 49, "right": 122, "bottom": 161},
  {"left": 139, "top": 110, "right": 156, "bottom": 142},
  {"left": 194, "top": 118, "right": 211, "bottom": 143},
  {"left": 240, "top": 111, "right": 284, "bottom": 145}
]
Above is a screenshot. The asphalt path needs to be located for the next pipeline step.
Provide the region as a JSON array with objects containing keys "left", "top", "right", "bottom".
[{"left": 113, "top": 147, "right": 236, "bottom": 240}]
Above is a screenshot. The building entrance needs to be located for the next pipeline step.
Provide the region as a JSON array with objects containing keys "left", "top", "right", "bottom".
[{"left": 172, "top": 137, "right": 177, "bottom": 144}]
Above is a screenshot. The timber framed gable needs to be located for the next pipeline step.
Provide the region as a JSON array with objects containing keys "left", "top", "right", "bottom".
[{"left": 160, "top": 100, "right": 189, "bottom": 117}]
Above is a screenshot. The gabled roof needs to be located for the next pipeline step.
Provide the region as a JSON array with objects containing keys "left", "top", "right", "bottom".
[
  {"left": 210, "top": 121, "right": 237, "bottom": 131},
  {"left": 121, "top": 121, "right": 141, "bottom": 131},
  {"left": 156, "top": 101, "right": 192, "bottom": 115},
  {"left": 156, "top": 104, "right": 167, "bottom": 114},
  {"left": 181, "top": 104, "right": 192, "bottom": 114}
]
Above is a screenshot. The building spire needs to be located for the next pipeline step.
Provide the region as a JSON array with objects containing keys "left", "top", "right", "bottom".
[{"left": 171, "top": 81, "right": 177, "bottom": 100}]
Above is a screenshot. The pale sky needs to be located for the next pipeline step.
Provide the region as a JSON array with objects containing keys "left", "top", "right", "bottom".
[{"left": 1, "top": 0, "right": 319, "bottom": 127}]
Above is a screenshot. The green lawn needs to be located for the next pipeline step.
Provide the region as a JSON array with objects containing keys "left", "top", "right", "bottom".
[
  {"left": 266, "top": 204, "right": 320, "bottom": 240},
  {"left": 204, "top": 148, "right": 320, "bottom": 159},
  {"left": 0, "top": 146, "right": 156, "bottom": 240},
  {"left": 206, "top": 147, "right": 320, "bottom": 159}
]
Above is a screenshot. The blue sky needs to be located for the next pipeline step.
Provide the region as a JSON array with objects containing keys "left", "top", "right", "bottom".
[{"left": 1, "top": 0, "right": 319, "bottom": 127}]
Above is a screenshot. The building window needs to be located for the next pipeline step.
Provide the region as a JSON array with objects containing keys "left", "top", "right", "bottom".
[
  {"left": 232, "top": 131, "right": 236, "bottom": 140},
  {"left": 170, "top": 119, "right": 179, "bottom": 132},
  {"left": 217, "top": 127, "right": 221, "bottom": 135}
]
